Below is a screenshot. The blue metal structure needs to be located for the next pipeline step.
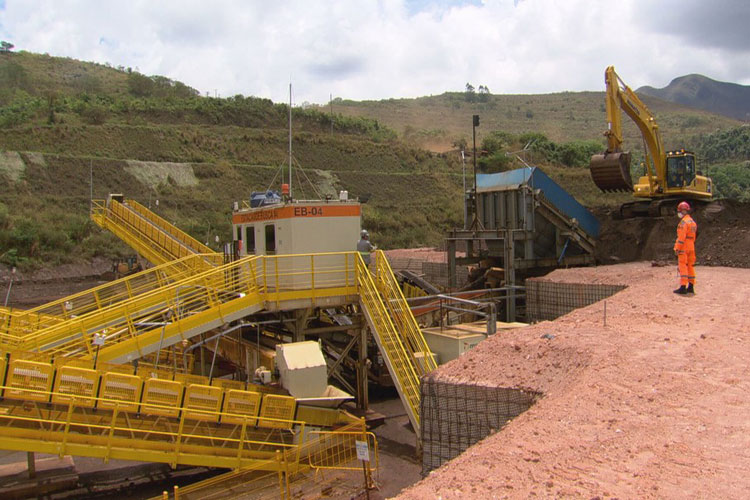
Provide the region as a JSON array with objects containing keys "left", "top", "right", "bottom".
[{"left": 477, "top": 168, "right": 599, "bottom": 238}]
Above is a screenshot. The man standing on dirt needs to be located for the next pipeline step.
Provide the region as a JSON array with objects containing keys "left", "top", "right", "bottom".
[
  {"left": 673, "top": 201, "right": 697, "bottom": 295},
  {"left": 357, "top": 229, "right": 377, "bottom": 266}
]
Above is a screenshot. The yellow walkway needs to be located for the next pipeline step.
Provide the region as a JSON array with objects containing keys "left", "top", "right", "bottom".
[
  {"left": 6, "top": 253, "right": 358, "bottom": 364},
  {"left": 0, "top": 254, "right": 223, "bottom": 342}
]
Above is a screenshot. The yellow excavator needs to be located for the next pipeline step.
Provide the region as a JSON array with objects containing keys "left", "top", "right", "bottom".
[{"left": 589, "top": 66, "right": 713, "bottom": 217}]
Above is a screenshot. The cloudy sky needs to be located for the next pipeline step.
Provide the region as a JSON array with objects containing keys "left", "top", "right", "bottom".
[{"left": 1, "top": 0, "right": 749, "bottom": 104}]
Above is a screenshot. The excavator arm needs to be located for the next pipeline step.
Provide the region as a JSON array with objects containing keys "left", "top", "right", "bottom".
[{"left": 590, "top": 66, "right": 665, "bottom": 193}]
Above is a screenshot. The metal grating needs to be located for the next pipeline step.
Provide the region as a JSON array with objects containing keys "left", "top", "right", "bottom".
[
  {"left": 525, "top": 279, "right": 626, "bottom": 322},
  {"left": 421, "top": 376, "right": 540, "bottom": 475}
]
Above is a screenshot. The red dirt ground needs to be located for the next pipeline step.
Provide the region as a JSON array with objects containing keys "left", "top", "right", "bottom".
[{"left": 397, "top": 262, "right": 750, "bottom": 499}]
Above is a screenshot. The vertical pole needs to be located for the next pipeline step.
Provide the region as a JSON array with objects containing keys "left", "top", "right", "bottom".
[
  {"left": 461, "top": 151, "right": 467, "bottom": 228},
  {"left": 362, "top": 460, "right": 370, "bottom": 499},
  {"left": 3, "top": 267, "right": 14, "bottom": 307},
  {"left": 208, "top": 337, "right": 220, "bottom": 384},
  {"left": 93, "top": 344, "right": 100, "bottom": 370},
  {"left": 245, "top": 346, "right": 251, "bottom": 383},
  {"left": 200, "top": 340, "right": 206, "bottom": 377},
  {"left": 276, "top": 450, "right": 285, "bottom": 500},
  {"left": 89, "top": 159, "right": 93, "bottom": 212},
  {"left": 288, "top": 83, "right": 293, "bottom": 200},
  {"left": 155, "top": 324, "right": 166, "bottom": 368},
  {"left": 330, "top": 93, "right": 333, "bottom": 134},
  {"left": 472, "top": 115, "right": 480, "bottom": 226},
  {"left": 357, "top": 326, "right": 369, "bottom": 410},
  {"left": 447, "top": 239, "right": 457, "bottom": 289},
  {"left": 27, "top": 452, "right": 35, "bottom": 479}
]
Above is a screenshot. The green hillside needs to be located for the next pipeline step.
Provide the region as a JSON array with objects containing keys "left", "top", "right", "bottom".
[
  {"left": 325, "top": 91, "right": 740, "bottom": 153},
  {"left": 0, "top": 50, "right": 747, "bottom": 270}
]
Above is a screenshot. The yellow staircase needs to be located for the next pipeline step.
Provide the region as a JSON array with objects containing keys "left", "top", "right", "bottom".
[
  {"left": 91, "top": 198, "right": 217, "bottom": 268},
  {"left": 373, "top": 252, "right": 437, "bottom": 379},
  {"left": 356, "top": 251, "right": 436, "bottom": 436},
  {"left": 0, "top": 351, "right": 363, "bottom": 471}
]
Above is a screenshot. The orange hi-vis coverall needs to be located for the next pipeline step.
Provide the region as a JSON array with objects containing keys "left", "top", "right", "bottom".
[{"left": 674, "top": 214, "right": 697, "bottom": 286}]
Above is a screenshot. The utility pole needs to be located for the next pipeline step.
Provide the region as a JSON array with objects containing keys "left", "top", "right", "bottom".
[
  {"left": 288, "top": 83, "right": 293, "bottom": 199},
  {"left": 472, "top": 114, "right": 480, "bottom": 227},
  {"left": 461, "top": 150, "right": 467, "bottom": 228},
  {"left": 89, "top": 159, "right": 93, "bottom": 211}
]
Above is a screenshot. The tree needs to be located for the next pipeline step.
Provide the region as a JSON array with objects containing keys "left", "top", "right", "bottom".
[
  {"left": 465, "top": 82, "right": 476, "bottom": 102},
  {"left": 127, "top": 72, "right": 154, "bottom": 97},
  {"left": 478, "top": 84, "right": 491, "bottom": 103},
  {"left": 0, "top": 41, "right": 14, "bottom": 53}
]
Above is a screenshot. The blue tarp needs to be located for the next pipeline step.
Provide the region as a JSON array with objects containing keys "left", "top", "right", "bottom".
[{"left": 477, "top": 168, "right": 599, "bottom": 238}]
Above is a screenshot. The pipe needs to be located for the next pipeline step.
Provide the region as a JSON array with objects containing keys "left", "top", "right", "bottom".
[
  {"left": 440, "top": 303, "right": 490, "bottom": 317},
  {"left": 403, "top": 286, "right": 525, "bottom": 304},
  {"left": 208, "top": 336, "right": 220, "bottom": 384},
  {"left": 183, "top": 322, "right": 249, "bottom": 373},
  {"left": 435, "top": 293, "right": 484, "bottom": 307}
]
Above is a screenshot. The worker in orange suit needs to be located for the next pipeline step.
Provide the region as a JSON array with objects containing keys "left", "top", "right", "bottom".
[{"left": 673, "top": 201, "right": 697, "bottom": 295}]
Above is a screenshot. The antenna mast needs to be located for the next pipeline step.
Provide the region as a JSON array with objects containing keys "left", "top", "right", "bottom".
[{"left": 288, "top": 83, "right": 293, "bottom": 200}]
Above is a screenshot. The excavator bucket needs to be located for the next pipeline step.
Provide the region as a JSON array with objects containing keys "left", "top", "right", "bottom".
[{"left": 589, "top": 152, "right": 634, "bottom": 192}]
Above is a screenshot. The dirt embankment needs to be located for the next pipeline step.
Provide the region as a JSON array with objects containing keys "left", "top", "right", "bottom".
[
  {"left": 399, "top": 263, "right": 750, "bottom": 499},
  {"left": 594, "top": 199, "right": 750, "bottom": 268},
  {"left": 0, "top": 258, "right": 112, "bottom": 309}
]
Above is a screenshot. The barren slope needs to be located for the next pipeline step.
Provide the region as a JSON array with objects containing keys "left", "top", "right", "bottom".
[{"left": 399, "top": 263, "right": 750, "bottom": 499}]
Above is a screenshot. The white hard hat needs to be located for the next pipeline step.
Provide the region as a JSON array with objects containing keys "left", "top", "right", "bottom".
[{"left": 361, "top": 229, "right": 369, "bottom": 237}]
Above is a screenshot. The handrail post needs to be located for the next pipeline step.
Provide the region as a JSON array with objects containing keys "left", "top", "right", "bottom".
[
  {"left": 236, "top": 417, "right": 248, "bottom": 469},
  {"left": 173, "top": 411, "right": 186, "bottom": 468},
  {"left": 310, "top": 255, "right": 315, "bottom": 297},
  {"left": 104, "top": 402, "right": 119, "bottom": 464},
  {"left": 276, "top": 450, "right": 285, "bottom": 500},
  {"left": 59, "top": 399, "right": 76, "bottom": 457}
]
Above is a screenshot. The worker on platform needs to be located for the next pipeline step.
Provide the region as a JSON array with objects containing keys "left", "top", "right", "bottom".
[
  {"left": 357, "top": 229, "right": 377, "bottom": 266},
  {"left": 673, "top": 201, "right": 697, "bottom": 295}
]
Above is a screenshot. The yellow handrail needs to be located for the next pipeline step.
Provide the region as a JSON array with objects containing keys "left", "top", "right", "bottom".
[
  {"left": 0, "top": 254, "right": 222, "bottom": 341},
  {"left": 126, "top": 199, "right": 214, "bottom": 255},
  {"left": 11, "top": 253, "right": 358, "bottom": 363},
  {"left": 374, "top": 251, "right": 438, "bottom": 376}
]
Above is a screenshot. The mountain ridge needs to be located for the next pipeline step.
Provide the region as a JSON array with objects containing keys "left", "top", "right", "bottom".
[{"left": 638, "top": 74, "right": 750, "bottom": 122}]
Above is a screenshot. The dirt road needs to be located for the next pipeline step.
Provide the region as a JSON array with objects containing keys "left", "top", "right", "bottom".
[{"left": 398, "top": 263, "right": 750, "bottom": 498}]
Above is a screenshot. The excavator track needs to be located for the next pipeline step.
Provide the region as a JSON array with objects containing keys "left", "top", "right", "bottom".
[{"left": 589, "top": 152, "right": 633, "bottom": 193}]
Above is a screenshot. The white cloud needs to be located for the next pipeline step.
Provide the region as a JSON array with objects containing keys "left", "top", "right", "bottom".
[{"left": 0, "top": 0, "right": 748, "bottom": 103}]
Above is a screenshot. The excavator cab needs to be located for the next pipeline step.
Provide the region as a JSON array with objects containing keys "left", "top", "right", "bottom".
[{"left": 665, "top": 151, "right": 695, "bottom": 188}]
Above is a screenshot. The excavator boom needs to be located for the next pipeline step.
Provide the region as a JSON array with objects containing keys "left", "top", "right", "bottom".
[
  {"left": 590, "top": 66, "right": 664, "bottom": 193},
  {"left": 589, "top": 66, "right": 713, "bottom": 214}
]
